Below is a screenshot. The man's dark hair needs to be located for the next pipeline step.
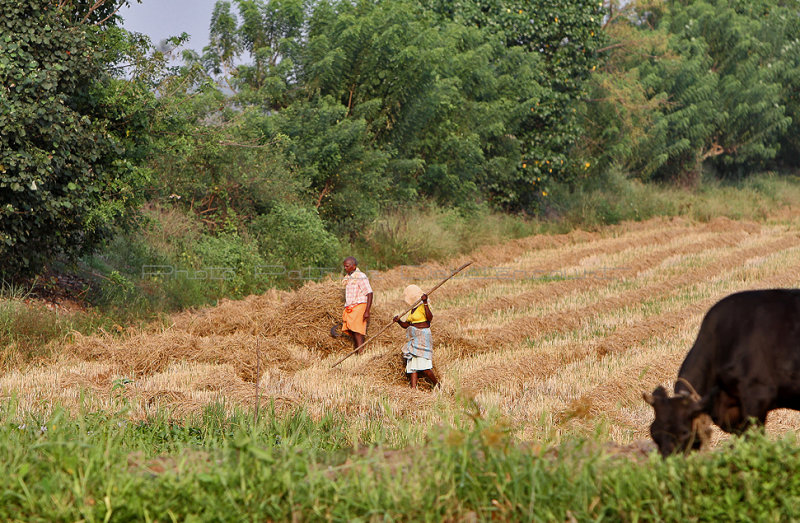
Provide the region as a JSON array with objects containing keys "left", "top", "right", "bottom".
[{"left": 343, "top": 256, "right": 358, "bottom": 265}]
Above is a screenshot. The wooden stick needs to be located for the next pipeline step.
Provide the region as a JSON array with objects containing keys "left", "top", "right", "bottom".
[{"left": 331, "top": 261, "right": 473, "bottom": 368}]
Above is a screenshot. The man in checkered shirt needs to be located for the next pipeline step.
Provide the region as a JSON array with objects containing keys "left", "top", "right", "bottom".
[{"left": 342, "top": 256, "right": 373, "bottom": 353}]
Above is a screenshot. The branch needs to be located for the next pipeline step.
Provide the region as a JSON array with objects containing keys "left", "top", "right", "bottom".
[
  {"left": 596, "top": 42, "right": 628, "bottom": 54},
  {"left": 80, "top": 0, "right": 106, "bottom": 24},
  {"left": 700, "top": 141, "right": 725, "bottom": 160},
  {"left": 95, "top": 0, "right": 127, "bottom": 26},
  {"left": 315, "top": 180, "right": 332, "bottom": 208},
  {"left": 217, "top": 140, "right": 272, "bottom": 148},
  {"left": 601, "top": 10, "right": 628, "bottom": 30},
  {"left": 346, "top": 84, "right": 356, "bottom": 116}
]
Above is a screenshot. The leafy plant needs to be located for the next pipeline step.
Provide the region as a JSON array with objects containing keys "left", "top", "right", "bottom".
[
  {"left": 0, "top": 0, "right": 151, "bottom": 276},
  {"left": 250, "top": 201, "right": 341, "bottom": 271}
]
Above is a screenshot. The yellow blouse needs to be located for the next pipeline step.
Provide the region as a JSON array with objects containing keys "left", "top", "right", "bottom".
[{"left": 406, "top": 303, "right": 429, "bottom": 324}]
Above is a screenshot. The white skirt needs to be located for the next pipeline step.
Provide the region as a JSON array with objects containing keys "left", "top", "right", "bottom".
[{"left": 406, "top": 356, "right": 433, "bottom": 373}]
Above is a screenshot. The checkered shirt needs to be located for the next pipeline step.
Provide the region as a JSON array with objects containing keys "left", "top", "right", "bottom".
[{"left": 344, "top": 268, "right": 373, "bottom": 307}]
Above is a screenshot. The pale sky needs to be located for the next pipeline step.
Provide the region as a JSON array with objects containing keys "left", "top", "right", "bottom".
[{"left": 120, "top": 0, "right": 219, "bottom": 53}]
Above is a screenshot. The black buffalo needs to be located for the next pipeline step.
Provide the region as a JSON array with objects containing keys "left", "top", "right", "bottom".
[{"left": 643, "top": 289, "right": 800, "bottom": 456}]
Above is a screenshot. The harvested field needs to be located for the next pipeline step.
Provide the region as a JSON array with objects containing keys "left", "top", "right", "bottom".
[{"left": 3, "top": 215, "right": 800, "bottom": 448}]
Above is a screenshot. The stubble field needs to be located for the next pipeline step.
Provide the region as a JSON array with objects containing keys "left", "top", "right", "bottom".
[{"left": 5, "top": 214, "right": 800, "bottom": 450}]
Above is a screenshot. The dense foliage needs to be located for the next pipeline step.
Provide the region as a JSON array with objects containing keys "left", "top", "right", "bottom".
[
  {"left": 583, "top": 0, "right": 799, "bottom": 183},
  {"left": 0, "top": 0, "right": 150, "bottom": 276},
  {"left": 423, "top": 0, "right": 606, "bottom": 202},
  {"left": 199, "top": 0, "right": 605, "bottom": 214}
]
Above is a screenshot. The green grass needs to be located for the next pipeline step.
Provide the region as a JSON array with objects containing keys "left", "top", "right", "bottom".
[
  {"left": 548, "top": 170, "right": 800, "bottom": 230},
  {"left": 2, "top": 401, "right": 800, "bottom": 521},
  {"left": 351, "top": 204, "right": 542, "bottom": 268}
]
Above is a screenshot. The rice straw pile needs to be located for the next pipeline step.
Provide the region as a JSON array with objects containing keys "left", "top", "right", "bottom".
[
  {"left": 68, "top": 331, "right": 310, "bottom": 382},
  {"left": 170, "top": 279, "right": 410, "bottom": 352},
  {"left": 63, "top": 275, "right": 477, "bottom": 386}
]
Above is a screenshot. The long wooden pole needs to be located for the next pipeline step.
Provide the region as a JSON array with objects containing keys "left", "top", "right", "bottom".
[{"left": 331, "top": 261, "right": 473, "bottom": 368}]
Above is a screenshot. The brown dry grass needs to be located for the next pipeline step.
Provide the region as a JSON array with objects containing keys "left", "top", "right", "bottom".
[{"left": 3, "top": 215, "right": 800, "bottom": 449}]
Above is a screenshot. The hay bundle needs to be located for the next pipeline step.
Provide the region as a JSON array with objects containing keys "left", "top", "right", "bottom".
[
  {"left": 178, "top": 279, "right": 401, "bottom": 353},
  {"left": 68, "top": 331, "right": 309, "bottom": 382},
  {"left": 352, "top": 348, "right": 408, "bottom": 386},
  {"left": 264, "top": 280, "right": 348, "bottom": 350},
  {"left": 172, "top": 289, "right": 286, "bottom": 336},
  {"left": 264, "top": 279, "right": 400, "bottom": 352}
]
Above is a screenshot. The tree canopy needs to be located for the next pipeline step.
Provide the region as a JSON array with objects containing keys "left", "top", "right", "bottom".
[
  {"left": 583, "top": 0, "right": 798, "bottom": 182},
  {"left": 199, "top": 0, "right": 605, "bottom": 215},
  {"left": 0, "top": 0, "right": 151, "bottom": 276}
]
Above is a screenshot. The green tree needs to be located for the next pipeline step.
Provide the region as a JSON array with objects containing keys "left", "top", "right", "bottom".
[
  {"left": 577, "top": 4, "right": 672, "bottom": 177},
  {"left": 144, "top": 68, "right": 304, "bottom": 229},
  {"left": 203, "top": 0, "right": 306, "bottom": 106},
  {"left": 216, "top": 0, "right": 562, "bottom": 213},
  {"left": 204, "top": 1, "right": 240, "bottom": 77},
  {"left": 633, "top": 35, "right": 720, "bottom": 182},
  {"left": 731, "top": 0, "right": 800, "bottom": 168},
  {"left": 262, "top": 95, "right": 389, "bottom": 236},
  {"left": 666, "top": 0, "right": 791, "bottom": 177},
  {"left": 0, "top": 0, "right": 150, "bottom": 276},
  {"left": 250, "top": 201, "right": 341, "bottom": 270},
  {"left": 422, "top": 0, "right": 606, "bottom": 193},
  {"left": 583, "top": 0, "right": 795, "bottom": 182}
]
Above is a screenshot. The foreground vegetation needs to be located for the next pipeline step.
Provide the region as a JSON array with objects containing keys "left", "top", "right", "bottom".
[{"left": 2, "top": 403, "right": 799, "bottom": 521}]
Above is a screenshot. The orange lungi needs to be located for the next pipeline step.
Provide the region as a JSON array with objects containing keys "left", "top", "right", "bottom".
[{"left": 342, "top": 303, "right": 368, "bottom": 335}]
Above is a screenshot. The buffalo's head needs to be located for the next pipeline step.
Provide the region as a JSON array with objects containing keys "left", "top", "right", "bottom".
[{"left": 643, "top": 385, "right": 712, "bottom": 456}]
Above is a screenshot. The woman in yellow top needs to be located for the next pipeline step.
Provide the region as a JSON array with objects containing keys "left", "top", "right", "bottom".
[{"left": 393, "top": 284, "right": 439, "bottom": 390}]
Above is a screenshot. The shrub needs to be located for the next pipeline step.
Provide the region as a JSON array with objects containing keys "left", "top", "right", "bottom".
[
  {"left": 250, "top": 203, "right": 341, "bottom": 274},
  {"left": 193, "top": 232, "right": 267, "bottom": 297}
]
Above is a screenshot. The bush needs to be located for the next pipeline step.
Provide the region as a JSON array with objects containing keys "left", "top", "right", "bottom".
[
  {"left": 355, "top": 203, "right": 541, "bottom": 267},
  {"left": 192, "top": 233, "right": 267, "bottom": 297},
  {"left": 250, "top": 203, "right": 341, "bottom": 274}
]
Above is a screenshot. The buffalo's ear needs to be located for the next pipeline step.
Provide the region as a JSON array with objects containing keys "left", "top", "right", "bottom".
[
  {"left": 688, "top": 401, "right": 705, "bottom": 419},
  {"left": 643, "top": 385, "right": 669, "bottom": 405},
  {"left": 653, "top": 386, "right": 669, "bottom": 398}
]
